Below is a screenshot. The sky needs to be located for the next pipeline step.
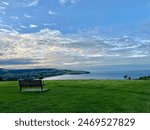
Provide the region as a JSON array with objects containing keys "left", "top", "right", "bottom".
[{"left": 0, "top": 0, "right": 150, "bottom": 69}]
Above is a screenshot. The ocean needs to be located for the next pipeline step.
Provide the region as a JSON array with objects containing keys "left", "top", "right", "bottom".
[{"left": 44, "top": 65, "right": 150, "bottom": 80}]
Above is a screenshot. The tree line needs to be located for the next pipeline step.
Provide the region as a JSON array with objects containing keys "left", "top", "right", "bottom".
[{"left": 123, "top": 75, "right": 150, "bottom": 80}]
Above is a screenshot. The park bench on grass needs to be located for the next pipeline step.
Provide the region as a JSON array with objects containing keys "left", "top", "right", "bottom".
[{"left": 19, "top": 80, "right": 46, "bottom": 92}]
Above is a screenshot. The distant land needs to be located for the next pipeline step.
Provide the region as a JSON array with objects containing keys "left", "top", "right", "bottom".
[{"left": 0, "top": 68, "right": 90, "bottom": 81}]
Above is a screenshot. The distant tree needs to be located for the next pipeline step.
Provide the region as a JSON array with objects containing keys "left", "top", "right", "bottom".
[
  {"left": 138, "top": 76, "right": 150, "bottom": 80},
  {"left": 39, "top": 74, "right": 44, "bottom": 80},
  {"left": 0, "top": 77, "right": 2, "bottom": 81},
  {"left": 124, "top": 75, "right": 128, "bottom": 80},
  {"left": 128, "top": 76, "right": 131, "bottom": 80}
]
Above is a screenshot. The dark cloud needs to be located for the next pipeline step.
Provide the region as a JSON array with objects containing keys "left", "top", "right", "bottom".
[{"left": 0, "top": 59, "right": 37, "bottom": 65}]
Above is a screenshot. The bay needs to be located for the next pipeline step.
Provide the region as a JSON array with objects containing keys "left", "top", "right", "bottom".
[{"left": 44, "top": 68, "right": 150, "bottom": 80}]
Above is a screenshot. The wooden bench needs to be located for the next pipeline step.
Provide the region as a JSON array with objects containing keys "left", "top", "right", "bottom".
[{"left": 19, "top": 80, "right": 44, "bottom": 92}]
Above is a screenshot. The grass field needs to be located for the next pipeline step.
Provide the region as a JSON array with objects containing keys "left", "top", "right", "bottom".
[{"left": 0, "top": 80, "right": 150, "bottom": 113}]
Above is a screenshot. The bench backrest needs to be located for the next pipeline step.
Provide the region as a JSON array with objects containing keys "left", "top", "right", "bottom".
[
  {"left": 30, "top": 80, "right": 42, "bottom": 87},
  {"left": 19, "top": 80, "right": 42, "bottom": 87},
  {"left": 19, "top": 80, "right": 30, "bottom": 87}
]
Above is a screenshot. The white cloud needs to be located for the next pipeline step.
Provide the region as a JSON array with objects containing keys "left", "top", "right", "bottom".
[
  {"left": 0, "top": 6, "right": 6, "bottom": 14},
  {"left": 10, "top": 16, "right": 19, "bottom": 20},
  {"left": 0, "top": 24, "right": 19, "bottom": 34},
  {"left": 0, "top": 28, "right": 149, "bottom": 69},
  {"left": 16, "top": 0, "right": 39, "bottom": 7},
  {"left": 59, "top": 0, "right": 79, "bottom": 5},
  {"left": 26, "top": 0, "right": 39, "bottom": 7},
  {"left": 20, "top": 25, "right": 27, "bottom": 29},
  {"left": 0, "top": 28, "right": 18, "bottom": 34},
  {"left": 29, "top": 24, "right": 38, "bottom": 28},
  {"left": 44, "top": 23, "right": 56, "bottom": 26},
  {"left": 48, "top": 10, "right": 57, "bottom": 15},
  {"left": 24, "top": 14, "right": 31, "bottom": 18},
  {"left": 2, "top": 2, "right": 9, "bottom": 6},
  {"left": 0, "top": 1, "right": 9, "bottom": 14},
  {"left": 59, "top": 0, "right": 67, "bottom": 5},
  {"left": 1, "top": 11, "right": 6, "bottom": 14}
]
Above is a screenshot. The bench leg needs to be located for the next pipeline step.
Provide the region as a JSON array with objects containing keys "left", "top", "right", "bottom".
[
  {"left": 41, "top": 86, "right": 43, "bottom": 92},
  {"left": 20, "top": 86, "right": 22, "bottom": 92}
]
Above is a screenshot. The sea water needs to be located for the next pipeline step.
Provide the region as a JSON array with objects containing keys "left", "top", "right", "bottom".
[{"left": 44, "top": 65, "right": 150, "bottom": 80}]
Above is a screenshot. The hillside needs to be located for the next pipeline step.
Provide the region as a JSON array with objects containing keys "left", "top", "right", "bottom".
[{"left": 0, "top": 68, "right": 90, "bottom": 81}]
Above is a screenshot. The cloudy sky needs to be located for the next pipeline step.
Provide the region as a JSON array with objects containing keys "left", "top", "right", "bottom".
[{"left": 0, "top": 0, "right": 150, "bottom": 69}]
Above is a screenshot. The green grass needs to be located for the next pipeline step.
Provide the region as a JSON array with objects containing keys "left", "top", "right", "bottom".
[{"left": 0, "top": 80, "right": 150, "bottom": 113}]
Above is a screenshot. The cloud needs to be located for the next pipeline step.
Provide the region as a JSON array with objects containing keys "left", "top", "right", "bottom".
[
  {"left": 20, "top": 25, "right": 27, "bottom": 29},
  {"left": 59, "top": 0, "right": 67, "bottom": 5},
  {"left": 24, "top": 14, "right": 31, "bottom": 18},
  {"left": 26, "top": 0, "right": 39, "bottom": 7},
  {"left": 0, "top": 24, "right": 19, "bottom": 34},
  {"left": 2, "top": 2, "right": 9, "bottom": 6},
  {"left": 10, "top": 16, "right": 19, "bottom": 20},
  {"left": 48, "top": 10, "right": 57, "bottom": 15},
  {"left": 0, "top": 28, "right": 150, "bottom": 69},
  {"left": 29, "top": 24, "right": 38, "bottom": 28},
  {"left": 43, "top": 23, "right": 56, "bottom": 26},
  {"left": 13, "top": 0, "right": 39, "bottom": 8},
  {"left": 0, "top": 59, "right": 36, "bottom": 65},
  {"left": 59, "top": 0, "right": 79, "bottom": 5},
  {"left": 0, "top": 1, "right": 9, "bottom": 14},
  {"left": 1, "top": 11, "right": 5, "bottom": 14},
  {"left": 0, "top": 6, "right": 6, "bottom": 10}
]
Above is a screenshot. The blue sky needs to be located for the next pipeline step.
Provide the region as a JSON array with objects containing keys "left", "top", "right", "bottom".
[
  {"left": 0, "top": 0, "right": 150, "bottom": 69},
  {"left": 1, "top": 0, "right": 150, "bottom": 34}
]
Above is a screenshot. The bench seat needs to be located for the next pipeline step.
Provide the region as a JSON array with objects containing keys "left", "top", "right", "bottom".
[{"left": 19, "top": 80, "right": 44, "bottom": 92}]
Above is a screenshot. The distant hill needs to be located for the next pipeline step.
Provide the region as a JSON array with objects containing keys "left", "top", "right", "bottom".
[{"left": 0, "top": 68, "right": 90, "bottom": 81}]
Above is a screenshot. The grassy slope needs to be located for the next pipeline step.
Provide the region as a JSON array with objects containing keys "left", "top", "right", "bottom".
[{"left": 0, "top": 80, "right": 150, "bottom": 113}]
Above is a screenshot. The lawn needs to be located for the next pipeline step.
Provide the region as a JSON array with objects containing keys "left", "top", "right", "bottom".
[{"left": 0, "top": 80, "right": 150, "bottom": 113}]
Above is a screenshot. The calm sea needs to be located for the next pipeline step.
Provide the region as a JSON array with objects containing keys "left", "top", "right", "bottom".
[{"left": 44, "top": 65, "right": 150, "bottom": 80}]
